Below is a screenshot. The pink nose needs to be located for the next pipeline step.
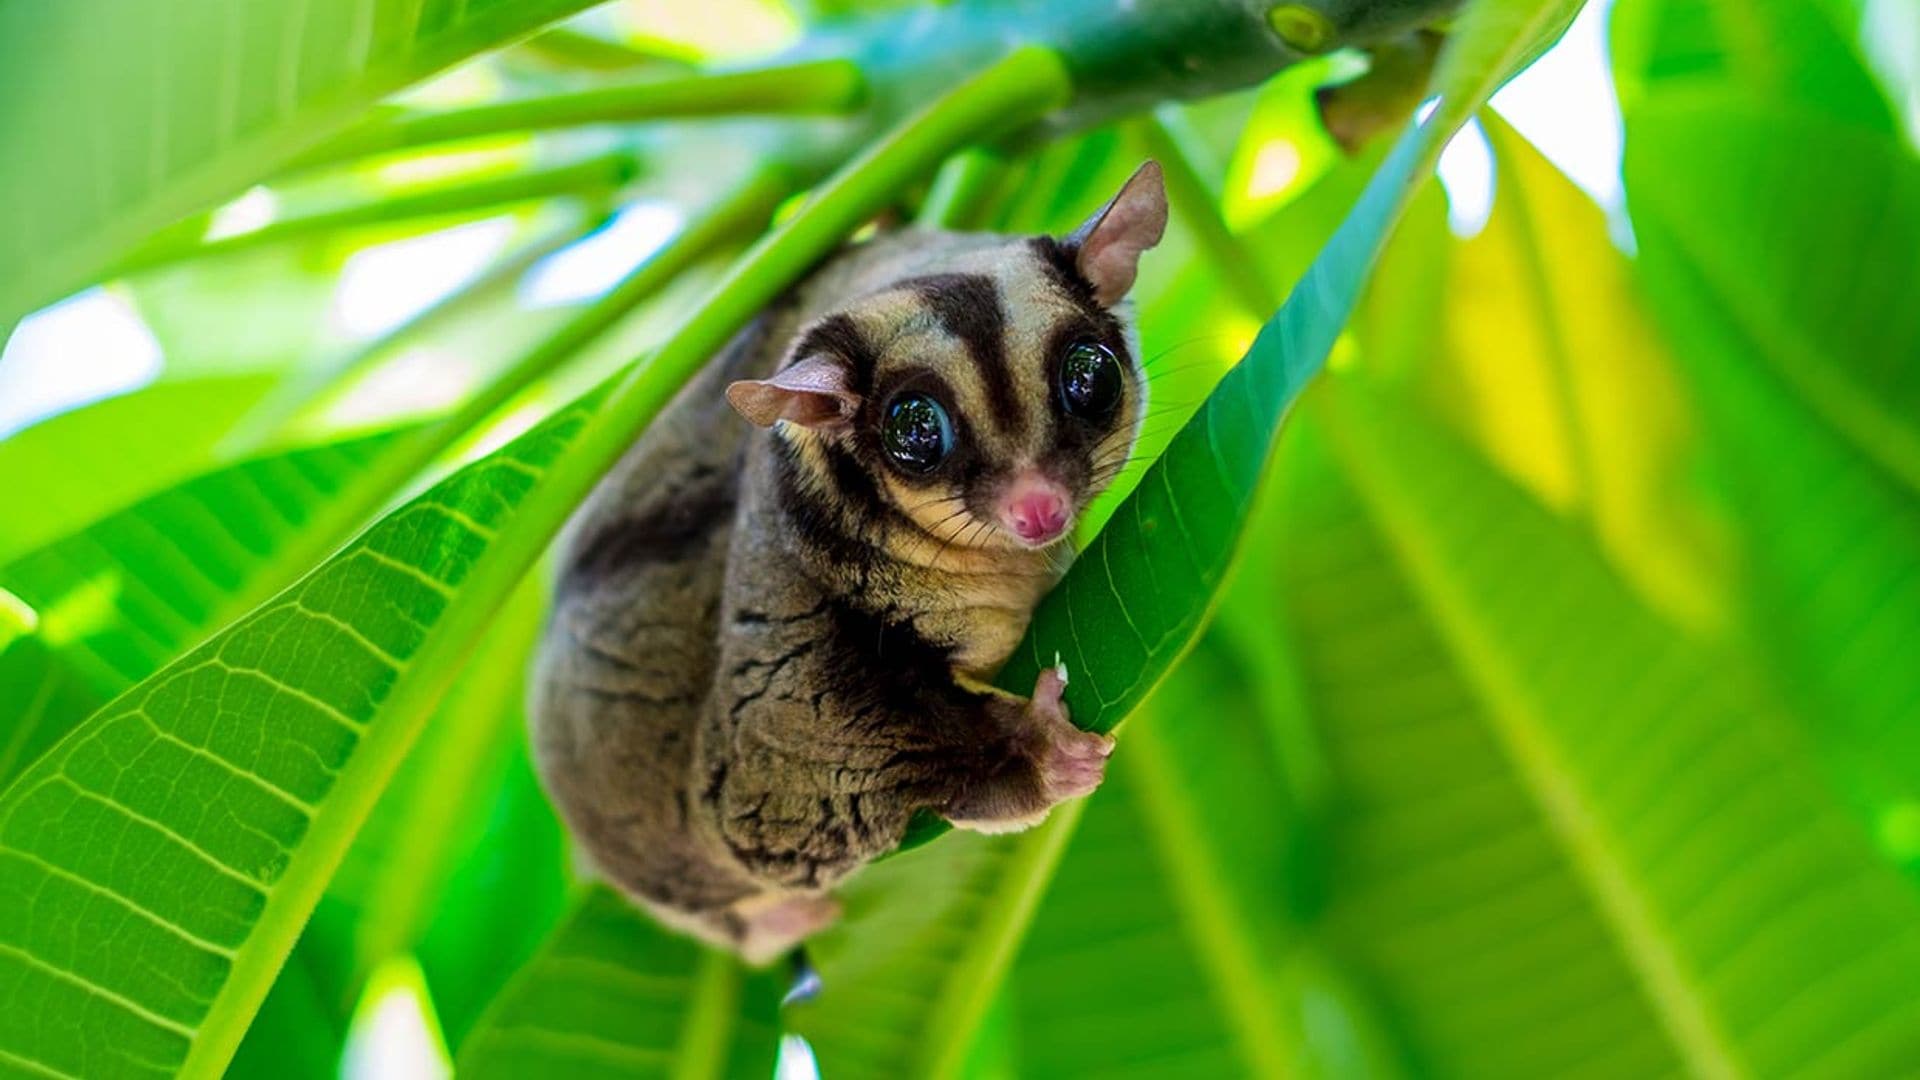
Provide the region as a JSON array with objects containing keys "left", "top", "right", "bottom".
[{"left": 1004, "top": 483, "right": 1070, "bottom": 544}]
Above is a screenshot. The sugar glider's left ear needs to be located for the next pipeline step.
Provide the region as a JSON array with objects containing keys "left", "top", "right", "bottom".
[
  {"left": 727, "top": 353, "right": 860, "bottom": 431},
  {"left": 1064, "top": 160, "right": 1169, "bottom": 307}
]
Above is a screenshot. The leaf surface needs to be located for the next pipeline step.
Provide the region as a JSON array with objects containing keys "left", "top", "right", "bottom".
[
  {"left": 0, "top": 0, "right": 605, "bottom": 326},
  {"left": 1627, "top": 93, "right": 1920, "bottom": 862},
  {"left": 0, "top": 427, "right": 418, "bottom": 791},
  {"left": 457, "top": 887, "right": 782, "bottom": 1080},
  {"left": 1319, "top": 377, "right": 1920, "bottom": 1077},
  {"left": 0, "top": 376, "right": 278, "bottom": 565},
  {"left": 1626, "top": 95, "right": 1920, "bottom": 497}
]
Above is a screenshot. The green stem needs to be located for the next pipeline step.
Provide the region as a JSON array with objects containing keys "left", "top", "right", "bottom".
[
  {"left": 670, "top": 951, "right": 744, "bottom": 1080},
  {"left": 1134, "top": 108, "right": 1283, "bottom": 315},
  {"left": 1121, "top": 721, "right": 1300, "bottom": 1079},
  {"left": 221, "top": 208, "right": 609, "bottom": 455},
  {"left": 916, "top": 148, "right": 1014, "bottom": 230},
  {"left": 111, "top": 153, "right": 638, "bottom": 276},
  {"left": 515, "top": 26, "right": 691, "bottom": 72},
  {"left": 293, "top": 60, "right": 867, "bottom": 173},
  {"left": 425, "top": 166, "right": 792, "bottom": 454},
  {"left": 916, "top": 802, "right": 1087, "bottom": 1080}
]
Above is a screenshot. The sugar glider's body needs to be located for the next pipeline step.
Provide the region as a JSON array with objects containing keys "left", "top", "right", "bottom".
[{"left": 533, "top": 166, "right": 1167, "bottom": 962}]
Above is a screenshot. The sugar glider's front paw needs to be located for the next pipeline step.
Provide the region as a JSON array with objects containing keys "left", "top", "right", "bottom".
[
  {"left": 1028, "top": 664, "right": 1113, "bottom": 802},
  {"left": 945, "top": 664, "right": 1113, "bottom": 835}
]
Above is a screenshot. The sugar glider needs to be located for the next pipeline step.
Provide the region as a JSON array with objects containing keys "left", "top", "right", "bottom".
[{"left": 533, "top": 162, "right": 1167, "bottom": 962}]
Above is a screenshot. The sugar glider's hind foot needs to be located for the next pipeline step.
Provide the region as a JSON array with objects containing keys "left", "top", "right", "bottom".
[{"left": 733, "top": 892, "right": 843, "bottom": 967}]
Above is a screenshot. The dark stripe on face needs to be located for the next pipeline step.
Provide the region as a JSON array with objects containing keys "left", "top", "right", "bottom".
[
  {"left": 822, "top": 441, "right": 893, "bottom": 524},
  {"left": 790, "top": 312, "right": 880, "bottom": 399},
  {"left": 1030, "top": 236, "right": 1099, "bottom": 312},
  {"left": 902, "top": 273, "right": 1024, "bottom": 440}
]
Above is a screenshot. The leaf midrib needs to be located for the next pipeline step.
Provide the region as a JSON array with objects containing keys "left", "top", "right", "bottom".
[
  {"left": 912, "top": 804, "right": 1086, "bottom": 1080},
  {"left": 1320, "top": 386, "right": 1748, "bottom": 1080},
  {"left": 1119, "top": 721, "right": 1300, "bottom": 1079}
]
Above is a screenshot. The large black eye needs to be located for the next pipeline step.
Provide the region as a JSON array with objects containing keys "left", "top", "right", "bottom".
[
  {"left": 1058, "top": 341, "right": 1122, "bottom": 423},
  {"left": 882, "top": 393, "right": 955, "bottom": 474}
]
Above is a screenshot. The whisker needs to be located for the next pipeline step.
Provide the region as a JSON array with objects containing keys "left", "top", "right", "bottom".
[
  {"left": 1144, "top": 358, "right": 1231, "bottom": 383},
  {"left": 1141, "top": 332, "right": 1243, "bottom": 369},
  {"left": 902, "top": 492, "right": 966, "bottom": 514}
]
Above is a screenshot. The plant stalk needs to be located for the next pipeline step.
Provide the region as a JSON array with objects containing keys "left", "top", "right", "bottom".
[
  {"left": 110, "top": 153, "right": 639, "bottom": 276},
  {"left": 292, "top": 60, "right": 868, "bottom": 173},
  {"left": 221, "top": 207, "right": 611, "bottom": 455},
  {"left": 916, "top": 148, "right": 1014, "bottom": 230}
]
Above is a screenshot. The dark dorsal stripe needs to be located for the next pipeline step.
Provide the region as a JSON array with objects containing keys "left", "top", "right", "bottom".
[
  {"left": 558, "top": 463, "right": 737, "bottom": 595},
  {"left": 902, "top": 273, "right": 1025, "bottom": 441}
]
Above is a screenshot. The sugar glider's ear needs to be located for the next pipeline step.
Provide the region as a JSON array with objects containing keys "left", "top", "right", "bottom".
[
  {"left": 727, "top": 353, "right": 860, "bottom": 431},
  {"left": 1064, "top": 160, "right": 1169, "bottom": 307}
]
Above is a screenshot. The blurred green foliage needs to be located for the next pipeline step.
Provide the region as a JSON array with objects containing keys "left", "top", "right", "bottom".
[{"left": 1, "top": 0, "right": 1917, "bottom": 1077}]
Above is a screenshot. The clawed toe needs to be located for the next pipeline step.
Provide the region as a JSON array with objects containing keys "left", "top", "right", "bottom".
[{"left": 1042, "top": 727, "right": 1113, "bottom": 800}]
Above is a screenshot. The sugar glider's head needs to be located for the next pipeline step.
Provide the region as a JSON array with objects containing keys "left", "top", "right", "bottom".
[{"left": 728, "top": 162, "right": 1166, "bottom": 556}]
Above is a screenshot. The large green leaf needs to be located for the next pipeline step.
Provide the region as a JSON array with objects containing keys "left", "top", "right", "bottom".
[
  {"left": 1609, "top": 0, "right": 1896, "bottom": 130},
  {"left": 308, "top": 576, "right": 558, "bottom": 1013},
  {"left": 1627, "top": 97, "right": 1920, "bottom": 861},
  {"left": 0, "top": 427, "right": 420, "bottom": 795},
  {"left": 993, "top": 638, "right": 1404, "bottom": 1080},
  {"left": 1272, "top": 415, "right": 1686, "bottom": 1076},
  {"left": 0, "top": 376, "right": 278, "bottom": 566},
  {"left": 1625, "top": 94, "right": 1920, "bottom": 497},
  {"left": 0, "top": 392, "right": 600, "bottom": 1079},
  {"left": 790, "top": 814, "right": 1083, "bottom": 1078},
  {"left": 456, "top": 887, "right": 782, "bottom": 1080},
  {"left": 1318, "top": 376, "right": 1920, "bottom": 1076},
  {"left": 415, "top": 743, "right": 570, "bottom": 1051},
  {"left": 1433, "top": 111, "right": 1722, "bottom": 632},
  {"left": 0, "top": 0, "right": 606, "bottom": 328},
  {"left": 0, "top": 50, "right": 1071, "bottom": 1078}
]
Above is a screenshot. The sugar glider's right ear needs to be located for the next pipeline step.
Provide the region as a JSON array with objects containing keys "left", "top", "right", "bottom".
[
  {"left": 1063, "top": 161, "right": 1169, "bottom": 307},
  {"left": 727, "top": 353, "right": 860, "bottom": 431}
]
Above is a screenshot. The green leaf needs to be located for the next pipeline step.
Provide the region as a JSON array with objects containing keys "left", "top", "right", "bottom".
[
  {"left": 1436, "top": 110, "right": 1724, "bottom": 631},
  {"left": 1609, "top": 0, "right": 1896, "bottom": 130},
  {"left": 793, "top": 813, "right": 1085, "bottom": 1079},
  {"left": 309, "top": 576, "right": 555, "bottom": 1012},
  {"left": 0, "top": 375, "right": 278, "bottom": 566},
  {"left": 1317, "top": 376, "right": 1920, "bottom": 1076},
  {"left": 0, "top": 392, "right": 600, "bottom": 1079},
  {"left": 0, "top": 50, "right": 1071, "bottom": 1078},
  {"left": 996, "top": 638, "right": 1404, "bottom": 1080},
  {"left": 415, "top": 744, "right": 570, "bottom": 1051},
  {"left": 1271, "top": 415, "right": 1687, "bottom": 1076},
  {"left": 0, "top": 0, "right": 607, "bottom": 327},
  {"left": 1628, "top": 107, "right": 1920, "bottom": 863},
  {"left": 1624, "top": 93, "right": 1920, "bottom": 497},
  {"left": 0, "top": 427, "right": 419, "bottom": 790},
  {"left": 456, "top": 887, "right": 782, "bottom": 1080}
]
